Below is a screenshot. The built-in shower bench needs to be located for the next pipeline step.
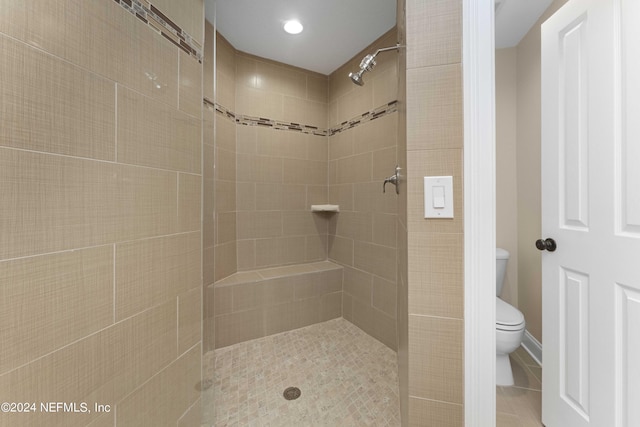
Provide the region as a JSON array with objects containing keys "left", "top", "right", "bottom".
[{"left": 208, "top": 261, "right": 344, "bottom": 348}]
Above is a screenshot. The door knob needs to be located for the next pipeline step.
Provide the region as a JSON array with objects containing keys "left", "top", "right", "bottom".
[{"left": 535, "top": 238, "right": 557, "bottom": 252}]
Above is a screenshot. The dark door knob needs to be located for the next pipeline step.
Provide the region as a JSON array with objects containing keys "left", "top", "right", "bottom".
[{"left": 535, "top": 238, "right": 557, "bottom": 252}]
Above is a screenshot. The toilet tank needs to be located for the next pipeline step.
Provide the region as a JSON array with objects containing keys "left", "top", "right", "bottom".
[{"left": 496, "top": 248, "right": 510, "bottom": 296}]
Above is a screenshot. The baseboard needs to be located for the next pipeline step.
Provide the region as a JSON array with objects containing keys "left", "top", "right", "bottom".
[{"left": 521, "top": 330, "right": 542, "bottom": 366}]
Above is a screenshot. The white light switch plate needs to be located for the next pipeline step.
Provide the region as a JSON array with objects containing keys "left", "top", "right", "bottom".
[{"left": 424, "top": 176, "right": 453, "bottom": 218}]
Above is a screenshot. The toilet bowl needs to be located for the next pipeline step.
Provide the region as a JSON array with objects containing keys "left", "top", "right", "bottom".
[
  {"left": 496, "top": 297, "right": 525, "bottom": 386},
  {"left": 495, "top": 248, "right": 526, "bottom": 386}
]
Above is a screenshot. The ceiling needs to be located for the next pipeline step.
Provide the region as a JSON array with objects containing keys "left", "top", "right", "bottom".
[{"left": 205, "top": 0, "right": 554, "bottom": 75}]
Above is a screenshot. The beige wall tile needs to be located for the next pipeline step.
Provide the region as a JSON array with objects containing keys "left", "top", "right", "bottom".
[
  {"left": 262, "top": 277, "right": 295, "bottom": 305},
  {"left": 408, "top": 315, "right": 463, "bottom": 403},
  {"left": 0, "top": 149, "right": 178, "bottom": 260},
  {"left": 203, "top": 246, "right": 215, "bottom": 285},
  {"left": 0, "top": 34, "right": 115, "bottom": 160},
  {"left": 406, "top": 0, "right": 462, "bottom": 69},
  {"left": 117, "top": 344, "right": 201, "bottom": 426},
  {"left": 307, "top": 74, "right": 329, "bottom": 103},
  {"left": 307, "top": 135, "right": 328, "bottom": 161},
  {"left": 264, "top": 302, "right": 295, "bottom": 336},
  {"left": 117, "top": 86, "right": 201, "bottom": 173},
  {"left": 215, "top": 180, "right": 236, "bottom": 213},
  {"left": 373, "top": 309, "right": 397, "bottom": 350},
  {"left": 214, "top": 241, "right": 237, "bottom": 282},
  {"left": 408, "top": 232, "right": 464, "bottom": 318},
  {"left": 236, "top": 239, "right": 256, "bottom": 271},
  {"left": 372, "top": 66, "right": 399, "bottom": 107},
  {"left": 215, "top": 308, "right": 263, "bottom": 348},
  {"left": 406, "top": 64, "right": 462, "bottom": 150},
  {"left": 408, "top": 397, "right": 463, "bottom": 426},
  {"left": 334, "top": 153, "right": 373, "bottom": 184},
  {"left": 116, "top": 232, "right": 200, "bottom": 320},
  {"left": 0, "top": 0, "right": 180, "bottom": 106},
  {"left": 329, "top": 184, "right": 354, "bottom": 211},
  {"left": 179, "top": 173, "right": 202, "bottom": 232},
  {"left": 354, "top": 114, "right": 398, "bottom": 155},
  {"left": 237, "top": 153, "right": 283, "bottom": 183},
  {"left": 342, "top": 292, "right": 353, "bottom": 321},
  {"left": 282, "top": 211, "right": 328, "bottom": 236},
  {"left": 321, "top": 292, "right": 343, "bottom": 321},
  {"left": 254, "top": 236, "right": 306, "bottom": 267},
  {"left": 213, "top": 285, "right": 233, "bottom": 316},
  {"left": 236, "top": 86, "right": 284, "bottom": 121},
  {"left": 216, "top": 147, "right": 236, "bottom": 181},
  {"left": 373, "top": 147, "right": 398, "bottom": 180},
  {"left": 232, "top": 282, "right": 264, "bottom": 312},
  {"left": 204, "top": 21, "right": 214, "bottom": 101},
  {"left": 283, "top": 96, "right": 328, "bottom": 129},
  {"left": 249, "top": 182, "right": 281, "bottom": 211},
  {"left": 333, "top": 211, "right": 373, "bottom": 242},
  {"left": 353, "top": 182, "right": 398, "bottom": 214},
  {"left": 372, "top": 213, "right": 398, "bottom": 247},
  {"left": 343, "top": 266, "right": 373, "bottom": 302},
  {"left": 216, "top": 115, "right": 237, "bottom": 152},
  {"left": 283, "top": 159, "right": 327, "bottom": 186},
  {"left": 179, "top": 50, "right": 203, "bottom": 119},
  {"left": 328, "top": 235, "right": 354, "bottom": 266},
  {"left": 351, "top": 297, "right": 374, "bottom": 337},
  {"left": 151, "top": 0, "right": 204, "bottom": 45},
  {"left": 329, "top": 130, "right": 354, "bottom": 160},
  {"left": 354, "top": 241, "right": 397, "bottom": 282},
  {"left": 373, "top": 275, "right": 397, "bottom": 318},
  {"left": 0, "top": 302, "right": 177, "bottom": 426},
  {"left": 306, "top": 185, "right": 328, "bottom": 207},
  {"left": 216, "top": 212, "right": 237, "bottom": 245},
  {"left": 256, "top": 128, "right": 307, "bottom": 160},
  {"left": 178, "top": 399, "right": 201, "bottom": 427},
  {"left": 0, "top": 246, "right": 113, "bottom": 375},
  {"left": 237, "top": 211, "right": 282, "bottom": 239},
  {"left": 178, "top": 288, "right": 201, "bottom": 355},
  {"left": 305, "top": 234, "right": 328, "bottom": 262}
]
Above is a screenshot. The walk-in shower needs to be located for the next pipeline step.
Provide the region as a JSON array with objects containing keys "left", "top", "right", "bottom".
[{"left": 349, "top": 43, "right": 404, "bottom": 85}]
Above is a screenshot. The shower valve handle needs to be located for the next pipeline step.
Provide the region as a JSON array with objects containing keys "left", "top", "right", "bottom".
[{"left": 383, "top": 166, "right": 401, "bottom": 195}]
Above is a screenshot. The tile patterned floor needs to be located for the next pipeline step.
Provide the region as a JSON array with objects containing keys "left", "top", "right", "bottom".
[
  {"left": 201, "top": 318, "right": 544, "bottom": 426},
  {"left": 201, "top": 318, "right": 401, "bottom": 426},
  {"left": 497, "top": 347, "right": 544, "bottom": 427}
]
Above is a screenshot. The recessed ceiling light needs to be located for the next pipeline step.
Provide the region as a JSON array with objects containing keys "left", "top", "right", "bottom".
[{"left": 283, "top": 20, "right": 303, "bottom": 35}]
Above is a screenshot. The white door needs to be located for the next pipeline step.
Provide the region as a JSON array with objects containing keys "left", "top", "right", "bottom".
[{"left": 541, "top": 0, "right": 640, "bottom": 426}]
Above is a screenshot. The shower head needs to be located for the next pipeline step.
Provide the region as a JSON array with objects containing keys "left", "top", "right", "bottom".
[
  {"left": 349, "top": 70, "right": 365, "bottom": 86},
  {"left": 348, "top": 44, "right": 405, "bottom": 86}
]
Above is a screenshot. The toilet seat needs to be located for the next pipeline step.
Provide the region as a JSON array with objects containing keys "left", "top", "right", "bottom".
[{"left": 496, "top": 297, "right": 525, "bottom": 331}]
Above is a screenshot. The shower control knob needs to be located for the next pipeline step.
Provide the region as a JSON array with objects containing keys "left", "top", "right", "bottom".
[{"left": 535, "top": 238, "right": 557, "bottom": 252}]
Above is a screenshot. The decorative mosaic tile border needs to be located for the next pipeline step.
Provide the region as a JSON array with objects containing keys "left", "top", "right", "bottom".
[
  {"left": 114, "top": 0, "right": 203, "bottom": 62},
  {"left": 205, "top": 98, "right": 398, "bottom": 137}
]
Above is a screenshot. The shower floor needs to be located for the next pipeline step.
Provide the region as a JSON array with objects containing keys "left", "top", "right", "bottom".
[{"left": 202, "top": 318, "right": 401, "bottom": 426}]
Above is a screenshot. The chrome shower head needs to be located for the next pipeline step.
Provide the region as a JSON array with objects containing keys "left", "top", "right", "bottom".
[
  {"left": 348, "top": 44, "right": 404, "bottom": 86},
  {"left": 349, "top": 70, "right": 365, "bottom": 86}
]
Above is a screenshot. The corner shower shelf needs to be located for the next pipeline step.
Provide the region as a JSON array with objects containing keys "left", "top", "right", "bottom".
[{"left": 311, "top": 204, "right": 340, "bottom": 213}]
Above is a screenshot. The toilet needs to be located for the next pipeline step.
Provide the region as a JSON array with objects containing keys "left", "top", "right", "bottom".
[{"left": 496, "top": 248, "right": 525, "bottom": 386}]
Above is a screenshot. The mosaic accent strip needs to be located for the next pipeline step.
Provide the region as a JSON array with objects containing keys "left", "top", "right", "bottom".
[
  {"left": 207, "top": 98, "right": 398, "bottom": 137},
  {"left": 114, "top": 0, "right": 203, "bottom": 62}
]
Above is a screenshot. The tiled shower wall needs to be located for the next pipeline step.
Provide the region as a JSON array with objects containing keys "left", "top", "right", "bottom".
[
  {"left": 234, "top": 51, "right": 329, "bottom": 271},
  {"left": 0, "top": 1, "right": 203, "bottom": 426},
  {"left": 328, "top": 29, "right": 400, "bottom": 351},
  {"left": 405, "top": 0, "right": 465, "bottom": 424}
]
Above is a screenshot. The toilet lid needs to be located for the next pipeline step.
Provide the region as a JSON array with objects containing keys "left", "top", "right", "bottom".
[{"left": 496, "top": 297, "right": 525, "bottom": 330}]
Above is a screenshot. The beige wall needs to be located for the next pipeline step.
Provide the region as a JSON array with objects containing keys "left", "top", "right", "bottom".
[
  {"left": 233, "top": 53, "right": 329, "bottom": 271},
  {"left": 496, "top": 48, "right": 519, "bottom": 306},
  {"left": 405, "top": 0, "right": 465, "bottom": 424},
  {"left": 0, "top": 1, "right": 203, "bottom": 426},
  {"left": 327, "top": 29, "right": 399, "bottom": 351},
  {"left": 515, "top": 0, "right": 569, "bottom": 343}
]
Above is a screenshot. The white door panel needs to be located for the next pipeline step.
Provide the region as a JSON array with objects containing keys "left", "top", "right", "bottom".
[{"left": 541, "top": 0, "right": 640, "bottom": 426}]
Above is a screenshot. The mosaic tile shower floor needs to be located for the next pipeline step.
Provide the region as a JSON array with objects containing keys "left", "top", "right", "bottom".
[{"left": 202, "top": 318, "right": 401, "bottom": 426}]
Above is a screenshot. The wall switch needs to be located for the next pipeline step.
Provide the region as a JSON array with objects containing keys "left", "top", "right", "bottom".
[{"left": 424, "top": 176, "right": 453, "bottom": 218}]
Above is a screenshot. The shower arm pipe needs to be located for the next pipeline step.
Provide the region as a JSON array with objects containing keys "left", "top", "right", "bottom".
[{"left": 371, "top": 43, "right": 405, "bottom": 58}]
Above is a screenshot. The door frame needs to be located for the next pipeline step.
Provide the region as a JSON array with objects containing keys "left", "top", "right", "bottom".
[{"left": 463, "top": 0, "right": 496, "bottom": 425}]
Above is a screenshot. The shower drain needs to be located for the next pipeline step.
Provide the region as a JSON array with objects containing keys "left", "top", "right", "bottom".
[{"left": 283, "top": 387, "right": 301, "bottom": 400}]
